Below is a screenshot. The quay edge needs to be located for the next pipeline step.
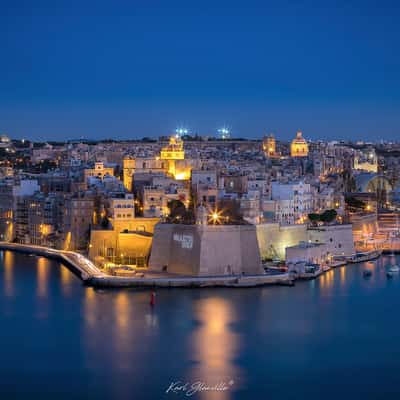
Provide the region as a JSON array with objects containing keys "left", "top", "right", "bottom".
[
  {"left": 86, "top": 274, "right": 295, "bottom": 289},
  {"left": 0, "top": 241, "right": 294, "bottom": 288}
]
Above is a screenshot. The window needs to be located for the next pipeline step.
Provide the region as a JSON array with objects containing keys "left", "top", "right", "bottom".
[{"left": 107, "top": 248, "right": 114, "bottom": 258}]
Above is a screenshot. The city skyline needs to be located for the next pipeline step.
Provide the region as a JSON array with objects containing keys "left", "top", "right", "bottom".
[
  {"left": 3, "top": 2, "right": 400, "bottom": 399},
  {"left": 2, "top": 0, "right": 400, "bottom": 141}
]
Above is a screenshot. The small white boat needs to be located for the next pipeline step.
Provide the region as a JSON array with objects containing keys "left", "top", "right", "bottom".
[{"left": 388, "top": 265, "right": 400, "bottom": 273}]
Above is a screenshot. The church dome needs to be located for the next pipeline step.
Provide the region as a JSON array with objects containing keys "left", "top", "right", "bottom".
[
  {"left": 292, "top": 131, "right": 306, "bottom": 144},
  {"left": 0, "top": 134, "right": 10, "bottom": 143},
  {"left": 290, "top": 131, "right": 308, "bottom": 157}
]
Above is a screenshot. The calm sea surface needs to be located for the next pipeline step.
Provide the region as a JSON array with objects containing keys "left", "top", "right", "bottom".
[{"left": 1, "top": 250, "right": 400, "bottom": 400}]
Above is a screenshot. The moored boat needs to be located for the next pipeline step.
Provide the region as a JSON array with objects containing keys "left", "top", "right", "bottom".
[{"left": 348, "top": 249, "right": 382, "bottom": 264}]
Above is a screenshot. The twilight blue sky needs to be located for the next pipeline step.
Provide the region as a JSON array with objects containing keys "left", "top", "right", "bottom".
[{"left": 1, "top": 0, "right": 400, "bottom": 141}]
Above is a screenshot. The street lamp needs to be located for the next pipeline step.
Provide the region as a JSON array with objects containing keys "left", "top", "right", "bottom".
[{"left": 210, "top": 210, "right": 221, "bottom": 225}]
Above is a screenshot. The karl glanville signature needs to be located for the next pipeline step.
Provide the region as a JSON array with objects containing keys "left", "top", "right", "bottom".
[{"left": 166, "top": 380, "right": 234, "bottom": 397}]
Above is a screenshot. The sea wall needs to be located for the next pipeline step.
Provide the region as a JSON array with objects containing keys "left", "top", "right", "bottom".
[
  {"left": 256, "top": 223, "right": 308, "bottom": 260},
  {"left": 286, "top": 243, "right": 328, "bottom": 264},
  {"left": 351, "top": 213, "right": 378, "bottom": 238},
  {"left": 89, "top": 229, "right": 153, "bottom": 266},
  {"left": 307, "top": 224, "right": 356, "bottom": 257}
]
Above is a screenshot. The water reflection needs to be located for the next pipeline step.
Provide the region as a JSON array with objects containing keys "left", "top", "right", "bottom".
[
  {"left": 145, "top": 309, "right": 159, "bottom": 329},
  {"left": 3, "top": 251, "right": 14, "bottom": 297},
  {"left": 188, "top": 298, "right": 242, "bottom": 400},
  {"left": 60, "top": 265, "right": 73, "bottom": 296},
  {"left": 84, "top": 287, "right": 97, "bottom": 327},
  {"left": 340, "top": 266, "right": 346, "bottom": 285},
  {"left": 3, "top": 253, "right": 400, "bottom": 399},
  {"left": 114, "top": 292, "right": 130, "bottom": 340},
  {"left": 319, "top": 269, "right": 336, "bottom": 293},
  {"left": 389, "top": 256, "right": 398, "bottom": 268},
  {"left": 37, "top": 257, "right": 49, "bottom": 298}
]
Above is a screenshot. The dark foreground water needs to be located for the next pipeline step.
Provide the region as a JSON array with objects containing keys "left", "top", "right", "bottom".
[{"left": 1, "top": 251, "right": 400, "bottom": 400}]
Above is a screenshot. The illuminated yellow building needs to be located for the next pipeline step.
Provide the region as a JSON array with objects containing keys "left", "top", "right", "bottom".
[
  {"left": 123, "top": 157, "right": 135, "bottom": 191},
  {"left": 88, "top": 217, "right": 159, "bottom": 267},
  {"left": 263, "top": 134, "right": 277, "bottom": 158},
  {"left": 84, "top": 162, "right": 114, "bottom": 181},
  {"left": 160, "top": 135, "right": 185, "bottom": 160},
  {"left": 290, "top": 130, "right": 309, "bottom": 157},
  {"left": 160, "top": 135, "right": 191, "bottom": 180}
]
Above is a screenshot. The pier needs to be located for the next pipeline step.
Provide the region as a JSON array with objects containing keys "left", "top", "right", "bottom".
[{"left": 0, "top": 242, "right": 104, "bottom": 280}]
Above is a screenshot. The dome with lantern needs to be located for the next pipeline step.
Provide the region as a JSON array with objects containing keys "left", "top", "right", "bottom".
[{"left": 290, "top": 130, "right": 309, "bottom": 157}]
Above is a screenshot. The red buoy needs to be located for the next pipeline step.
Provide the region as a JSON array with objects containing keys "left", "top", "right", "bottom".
[{"left": 150, "top": 291, "right": 156, "bottom": 306}]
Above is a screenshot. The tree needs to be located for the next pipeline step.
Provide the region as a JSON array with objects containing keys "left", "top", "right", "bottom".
[
  {"left": 166, "top": 199, "right": 195, "bottom": 224},
  {"left": 320, "top": 209, "right": 337, "bottom": 223},
  {"left": 308, "top": 210, "right": 337, "bottom": 225},
  {"left": 167, "top": 199, "right": 186, "bottom": 219},
  {"left": 308, "top": 213, "right": 320, "bottom": 225},
  {"left": 345, "top": 196, "right": 366, "bottom": 211}
]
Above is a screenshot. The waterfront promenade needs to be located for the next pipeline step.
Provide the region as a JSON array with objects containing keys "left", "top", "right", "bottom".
[
  {"left": 0, "top": 242, "right": 105, "bottom": 280},
  {"left": 0, "top": 242, "right": 292, "bottom": 288}
]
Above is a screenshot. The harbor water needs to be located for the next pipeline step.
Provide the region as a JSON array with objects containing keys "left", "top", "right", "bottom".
[{"left": 1, "top": 250, "right": 400, "bottom": 400}]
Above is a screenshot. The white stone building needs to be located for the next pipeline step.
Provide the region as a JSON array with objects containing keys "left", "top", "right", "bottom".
[{"left": 271, "top": 181, "right": 312, "bottom": 225}]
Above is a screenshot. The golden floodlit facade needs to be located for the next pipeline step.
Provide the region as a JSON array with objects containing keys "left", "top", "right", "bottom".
[
  {"left": 160, "top": 135, "right": 191, "bottom": 180},
  {"left": 122, "top": 157, "right": 135, "bottom": 191},
  {"left": 263, "top": 134, "right": 277, "bottom": 158},
  {"left": 290, "top": 131, "right": 309, "bottom": 157},
  {"left": 160, "top": 135, "right": 185, "bottom": 160}
]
